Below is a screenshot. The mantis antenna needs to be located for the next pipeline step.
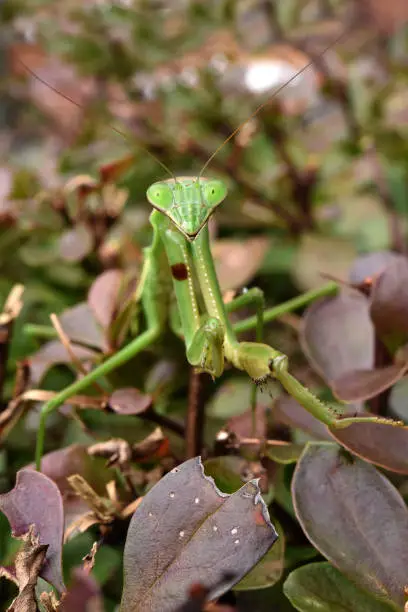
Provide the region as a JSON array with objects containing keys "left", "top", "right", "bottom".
[
  {"left": 18, "top": 59, "right": 178, "bottom": 182},
  {"left": 198, "top": 28, "right": 349, "bottom": 179}
]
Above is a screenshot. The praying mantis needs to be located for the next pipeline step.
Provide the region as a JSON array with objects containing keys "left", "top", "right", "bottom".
[{"left": 28, "top": 32, "right": 401, "bottom": 471}]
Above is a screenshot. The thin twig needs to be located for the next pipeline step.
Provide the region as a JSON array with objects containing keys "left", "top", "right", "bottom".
[
  {"left": 143, "top": 408, "right": 185, "bottom": 437},
  {"left": 50, "top": 313, "right": 105, "bottom": 394},
  {"left": 186, "top": 369, "right": 208, "bottom": 458},
  {"left": 0, "top": 284, "right": 24, "bottom": 409}
]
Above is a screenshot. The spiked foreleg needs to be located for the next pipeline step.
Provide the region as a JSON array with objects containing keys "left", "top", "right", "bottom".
[{"left": 186, "top": 317, "right": 224, "bottom": 378}]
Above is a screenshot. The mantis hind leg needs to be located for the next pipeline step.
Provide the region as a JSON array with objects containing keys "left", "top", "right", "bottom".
[
  {"left": 270, "top": 354, "right": 402, "bottom": 428},
  {"left": 226, "top": 287, "right": 265, "bottom": 432}
]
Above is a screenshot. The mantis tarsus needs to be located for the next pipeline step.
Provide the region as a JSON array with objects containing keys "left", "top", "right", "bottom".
[{"left": 25, "top": 31, "right": 401, "bottom": 471}]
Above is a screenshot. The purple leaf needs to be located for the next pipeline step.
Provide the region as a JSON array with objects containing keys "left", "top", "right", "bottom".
[
  {"left": 60, "top": 568, "right": 103, "bottom": 611},
  {"left": 59, "top": 223, "right": 94, "bottom": 263},
  {"left": 332, "top": 362, "right": 408, "bottom": 402},
  {"left": 59, "top": 303, "right": 105, "bottom": 350},
  {"left": 109, "top": 388, "right": 152, "bottom": 415},
  {"left": 301, "top": 290, "right": 374, "bottom": 384},
  {"left": 370, "top": 257, "right": 408, "bottom": 346},
  {"left": 348, "top": 251, "right": 405, "bottom": 285},
  {"left": 0, "top": 469, "right": 65, "bottom": 592},
  {"left": 87, "top": 269, "right": 124, "bottom": 330},
  {"left": 292, "top": 443, "right": 408, "bottom": 607},
  {"left": 29, "top": 340, "right": 97, "bottom": 385},
  {"left": 273, "top": 395, "right": 332, "bottom": 440},
  {"left": 329, "top": 421, "right": 408, "bottom": 474},
  {"left": 121, "top": 457, "right": 277, "bottom": 611}
]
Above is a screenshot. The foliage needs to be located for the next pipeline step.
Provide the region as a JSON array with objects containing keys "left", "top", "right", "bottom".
[{"left": 0, "top": 0, "right": 408, "bottom": 610}]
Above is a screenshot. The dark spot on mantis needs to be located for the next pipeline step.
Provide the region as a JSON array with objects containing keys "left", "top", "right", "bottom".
[{"left": 171, "top": 263, "right": 188, "bottom": 281}]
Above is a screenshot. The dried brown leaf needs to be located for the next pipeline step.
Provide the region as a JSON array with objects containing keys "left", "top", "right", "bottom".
[
  {"left": 1, "top": 525, "right": 48, "bottom": 612},
  {"left": 109, "top": 388, "right": 152, "bottom": 415},
  {"left": 213, "top": 237, "right": 270, "bottom": 292}
]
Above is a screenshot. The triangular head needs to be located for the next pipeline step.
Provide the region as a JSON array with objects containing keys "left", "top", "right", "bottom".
[{"left": 146, "top": 177, "right": 227, "bottom": 240}]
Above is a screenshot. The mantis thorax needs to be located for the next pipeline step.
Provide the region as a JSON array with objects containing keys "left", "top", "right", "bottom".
[{"left": 146, "top": 177, "right": 227, "bottom": 240}]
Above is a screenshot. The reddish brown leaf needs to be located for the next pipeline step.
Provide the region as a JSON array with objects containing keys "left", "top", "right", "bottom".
[
  {"left": 99, "top": 155, "right": 134, "bottom": 184},
  {"left": 60, "top": 568, "right": 103, "bottom": 612},
  {"left": 87, "top": 269, "right": 124, "bottom": 330},
  {"left": 292, "top": 443, "right": 408, "bottom": 607},
  {"left": 27, "top": 444, "right": 114, "bottom": 528},
  {"left": 227, "top": 405, "right": 266, "bottom": 438},
  {"left": 359, "top": 0, "right": 408, "bottom": 34},
  {"left": 121, "top": 457, "right": 277, "bottom": 611},
  {"left": 213, "top": 237, "right": 270, "bottom": 292},
  {"left": 370, "top": 257, "right": 408, "bottom": 347},
  {"left": 29, "top": 340, "right": 97, "bottom": 385},
  {"left": 273, "top": 395, "right": 332, "bottom": 440},
  {"left": 348, "top": 251, "right": 405, "bottom": 286},
  {"left": 332, "top": 362, "right": 408, "bottom": 402},
  {"left": 109, "top": 388, "right": 152, "bottom": 415},
  {"left": 0, "top": 470, "right": 65, "bottom": 592},
  {"left": 59, "top": 224, "right": 94, "bottom": 263},
  {"left": 59, "top": 303, "right": 105, "bottom": 350},
  {"left": 330, "top": 421, "right": 408, "bottom": 474},
  {"left": 301, "top": 290, "right": 374, "bottom": 384}
]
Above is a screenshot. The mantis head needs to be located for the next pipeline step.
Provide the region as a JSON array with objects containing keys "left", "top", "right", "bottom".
[{"left": 146, "top": 177, "right": 227, "bottom": 240}]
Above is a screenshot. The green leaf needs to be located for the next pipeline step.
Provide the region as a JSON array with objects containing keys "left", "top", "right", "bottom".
[
  {"left": 234, "top": 519, "right": 285, "bottom": 591},
  {"left": 203, "top": 456, "right": 247, "bottom": 494},
  {"left": 284, "top": 562, "right": 397, "bottom": 612},
  {"left": 207, "top": 378, "right": 253, "bottom": 419}
]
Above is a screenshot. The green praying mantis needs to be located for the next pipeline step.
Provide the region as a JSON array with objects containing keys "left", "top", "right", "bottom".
[{"left": 27, "top": 33, "right": 401, "bottom": 471}]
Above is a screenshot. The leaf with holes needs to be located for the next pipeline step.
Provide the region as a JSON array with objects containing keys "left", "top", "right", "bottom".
[
  {"left": 120, "top": 457, "right": 277, "bottom": 612},
  {"left": 292, "top": 443, "right": 408, "bottom": 608}
]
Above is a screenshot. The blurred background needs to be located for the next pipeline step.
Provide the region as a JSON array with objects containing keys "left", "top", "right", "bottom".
[{"left": 1, "top": 0, "right": 408, "bottom": 609}]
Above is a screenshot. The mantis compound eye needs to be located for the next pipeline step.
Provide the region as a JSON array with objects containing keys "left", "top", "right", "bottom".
[
  {"left": 146, "top": 182, "right": 173, "bottom": 210},
  {"left": 201, "top": 180, "right": 228, "bottom": 206}
]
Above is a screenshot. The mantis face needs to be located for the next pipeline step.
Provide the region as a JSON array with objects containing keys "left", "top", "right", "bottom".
[{"left": 146, "top": 177, "right": 227, "bottom": 240}]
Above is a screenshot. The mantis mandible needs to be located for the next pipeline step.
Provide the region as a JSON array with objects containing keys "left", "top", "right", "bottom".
[{"left": 27, "top": 31, "right": 400, "bottom": 471}]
